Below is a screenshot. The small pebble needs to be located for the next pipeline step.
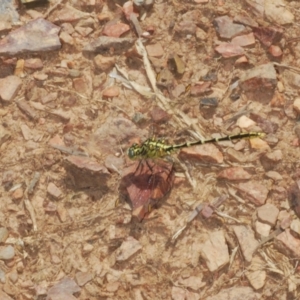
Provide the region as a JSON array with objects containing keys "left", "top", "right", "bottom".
[
  {"left": 0, "top": 245, "right": 15, "bottom": 260},
  {"left": 0, "top": 228, "right": 8, "bottom": 243}
]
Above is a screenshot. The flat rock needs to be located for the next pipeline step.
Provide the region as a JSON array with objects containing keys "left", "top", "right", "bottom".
[
  {"left": 179, "top": 143, "right": 223, "bottom": 164},
  {"left": 146, "top": 43, "right": 164, "bottom": 57},
  {"left": 226, "top": 148, "right": 246, "bottom": 163},
  {"left": 190, "top": 82, "right": 211, "bottom": 96},
  {"left": 213, "top": 16, "right": 246, "bottom": 39},
  {"left": 249, "top": 137, "right": 270, "bottom": 151},
  {"left": 265, "top": 171, "right": 282, "bottom": 181},
  {"left": 233, "top": 225, "right": 259, "bottom": 263},
  {"left": 233, "top": 14, "right": 258, "bottom": 27},
  {"left": 255, "top": 220, "right": 271, "bottom": 237},
  {"left": 176, "top": 275, "right": 205, "bottom": 291},
  {"left": 196, "top": 27, "right": 207, "bottom": 40},
  {"left": 265, "top": 0, "right": 294, "bottom": 25},
  {"left": 50, "top": 4, "right": 90, "bottom": 23},
  {"left": 231, "top": 32, "right": 255, "bottom": 47},
  {"left": 0, "top": 18, "right": 61, "bottom": 56},
  {"left": 239, "top": 63, "right": 277, "bottom": 103},
  {"left": 64, "top": 155, "right": 110, "bottom": 189},
  {"left": 46, "top": 277, "right": 81, "bottom": 300},
  {"left": 276, "top": 229, "right": 300, "bottom": 258},
  {"left": 0, "top": 290, "right": 14, "bottom": 300},
  {"left": 215, "top": 43, "right": 244, "bottom": 58},
  {"left": 236, "top": 115, "right": 256, "bottom": 128},
  {"left": 0, "top": 0, "right": 19, "bottom": 24},
  {"left": 73, "top": 75, "right": 92, "bottom": 96},
  {"left": 115, "top": 236, "right": 142, "bottom": 261},
  {"left": 94, "top": 54, "right": 115, "bottom": 71},
  {"left": 236, "top": 181, "right": 269, "bottom": 206},
  {"left": 253, "top": 26, "right": 283, "bottom": 47},
  {"left": 75, "top": 272, "right": 93, "bottom": 287},
  {"left": 256, "top": 203, "right": 279, "bottom": 226},
  {"left": 293, "top": 98, "right": 300, "bottom": 114},
  {"left": 245, "top": 256, "right": 266, "bottom": 290},
  {"left": 245, "top": 0, "right": 264, "bottom": 17},
  {"left": 102, "top": 22, "right": 130, "bottom": 38},
  {"left": 174, "top": 21, "right": 197, "bottom": 35},
  {"left": 0, "top": 125, "right": 11, "bottom": 146},
  {"left": 290, "top": 219, "right": 300, "bottom": 237},
  {"left": 260, "top": 150, "right": 283, "bottom": 170},
  {"left": 206, "top": 286, "right": 260, "bottom": 300},
  {"left": 83, "top": 36, "right": 135, "bottom": 54},
  {"left": 283, "top": 69, "right": 300, "bottom": 89},
  {"left": 200, "top": 231, "right": 229, "bottom": 272},
  {"left": 60, "top": 31, "right": 74, "bottom": 45},
  {"left": 24, "top": 58, "right": 43, "bottom": 71},
  {"left": 0, "top": 245, "right": 14, "bottom": 260},
  {"left": 217, "top": 167, "right": 251, "bottom": 181},
  {"left": 0, "top": 227, "right": 8, "bottom": 243},
  {"left": 102, "top": 86, "right": 119, "bottom": 98},
  {"left": 0, "top": 75, "right": 22, "bottom": 102},
  {"left": 170, "top": 286, "right": 191, "bottom": 300},
  {"left": 47, "top": 182, "right": 62, "bottom": 199}
]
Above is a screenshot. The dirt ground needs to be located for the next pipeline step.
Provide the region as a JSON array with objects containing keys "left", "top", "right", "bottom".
[{"left": 1, "top": 0, "right": 300, "bottom": 299}]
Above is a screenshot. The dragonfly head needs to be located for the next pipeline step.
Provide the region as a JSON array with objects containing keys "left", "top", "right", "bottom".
[{"left": 127, "top": 144, "right": 140, "bottom": 160}]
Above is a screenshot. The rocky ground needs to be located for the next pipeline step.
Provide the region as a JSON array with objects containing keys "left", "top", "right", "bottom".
[{"left": 1, "top": 0, "right": 300, "bottom": 299}]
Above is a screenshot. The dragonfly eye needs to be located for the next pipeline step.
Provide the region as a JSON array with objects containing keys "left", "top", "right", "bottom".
[{"left": 127, "top": 147, "right": 137, "bottom": 159}]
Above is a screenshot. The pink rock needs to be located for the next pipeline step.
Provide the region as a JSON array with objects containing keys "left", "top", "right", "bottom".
[
  {"left": 47, "top": 182, "right": 62, "bottom": 199},
  {"left": 102, "top": 86, "right": 119, "bottom": 98},
  {"left": 236, "top": 181, "right": 268, "bottom": 206},
  {"left": 218, "top": 167, "right": 252, "bottom": 181},
  {"left": 94, "top": 54, "right": 115, "bottom": 71},
  {"left": 116, "top": 236, "right": 142, "bottom": 261},
  {"left": 24, "top": 58, "right": 43, "bottom": 70},
  {"left": 73, "top": 77, "right": 89, "bottom": 94},
  {"left": 102, "top": 22, "right": 130, "bottom": 38},
  {"left": 269, "top": 45, "right": 283, "bottom": 57},
  {"left": 145, "top": 43, "right": 164, "bottom": 57},
  {"left": 239, "top": 63, "right": 277, "bottom": 102},
  {"left": 215, "top": 43, "right": 244, "bottom": 58},
  {"left": 64, "top": 155, "right": 110, "bottom": 189},
  {"left": 149, "top": 106, "right": 170, "bottom": 123},
  {"left": 276, "top": 229, "right": 300, "bottom": 258},
  {"left": 257, "top": 203, "right": 279, "bottom": 226},
  {"left": 0, "top": 75, "right": 22, "bottom": 102},
  {"left": 214, "top": 15, "right": 246, "bottom": 39},
  {"left": 233, "top": 225, "right": 259, "bottom": 262},
  {"left": 12, "top": 188, "right": 23, "bottom": 200},
  {"left": 190, "top": 82, "right": 211, "bottom": 96},
  {"left": 75, "top": 272, "right": 93, "bottom": 287},
  {"left": 231, "top": 32, "right": 255, "bottom": 47},
  {"left": 51, "top": 5, "right": 89, "bottom": 23},
  {"left": 179, "top": 143, "right": 223, "bottom": 164},
  {"left": 201, "top": 231, "right": 229, "bottom": 272},
  {"left": 245, "top": 0, "right": 264, "bottom": 17},
  {"left": 235, "top": 55, "right": 248, "bottom": 65},
  {"left": 123, "top": 1, "right": 139, "bottom": 21},
  {"left": 46, "top": 277, "right": 81, "bottom": 300},
  {"left": 75, "top": 26, "right": 93, "bottom": 37},
  {"left": 0, "top": 18, "right": 61, "bottom": 55},
  {"left": 175, "top": 21, "right": 197, "bottom": 35},
  {"left": 253, "top": 26, "right": 283, "bottom": 47},
  {"left": 233, "top": 14, "right": 258, "bottom": 27}
]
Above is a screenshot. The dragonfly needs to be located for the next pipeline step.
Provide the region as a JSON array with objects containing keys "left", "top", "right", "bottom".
[
  {"left": 127, "top": 132, "right": 265, "bottom": 160},
  {"left": 120, "top": 131, "right": 265, "bottom": 220}
]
